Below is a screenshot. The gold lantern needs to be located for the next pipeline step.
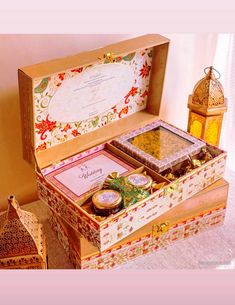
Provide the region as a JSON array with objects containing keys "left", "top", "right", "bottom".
[
  {"left": 0, "top": 196, "right": 47, "bottom": 269},
  {"left": 187, "top": 66, "right": 227, "bottom": 146}
]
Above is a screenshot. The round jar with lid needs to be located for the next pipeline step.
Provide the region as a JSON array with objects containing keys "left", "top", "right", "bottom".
[
  {"left": 92, "top": 189, "right": 123, "bottom": 217},
  {"left": 127, "top": 173, "right": 153, "bottom": 190}
]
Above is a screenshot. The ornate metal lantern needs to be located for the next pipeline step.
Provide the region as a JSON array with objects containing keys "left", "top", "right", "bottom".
[
  {"left": 187, "top": 66, "right": 227, "bottom": 146},
  {"left": 0, "top": 196, "right": 47, "bottom": 269}
]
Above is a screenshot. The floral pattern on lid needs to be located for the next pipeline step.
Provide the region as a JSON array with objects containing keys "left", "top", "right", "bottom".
[
  {"left": 127, "top": 174, "right": 150, "bottom": 187},
  {"left": 97, "top": 192, "right": 120, "bottom": 205},
  {"left": 33, "top": 48, "right": 153, "bottom": 151},
  {"left": 93, "top": 190, "right": 122, "bottom": 209}
]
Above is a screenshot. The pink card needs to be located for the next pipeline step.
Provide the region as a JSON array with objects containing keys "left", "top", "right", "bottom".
[{"left": 45, "top": 150, "right": 135, "bottom": 202}]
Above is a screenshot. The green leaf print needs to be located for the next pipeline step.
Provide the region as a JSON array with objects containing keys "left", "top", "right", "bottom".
[
  {"left": 34, "top": 77, "right": 50, "bottom": 94},
  {"left": 92, "top": 116, "right": 99, "bottom": 128},
  {"left": 122, "top": 52, "right": 136, "bottom": 61}
]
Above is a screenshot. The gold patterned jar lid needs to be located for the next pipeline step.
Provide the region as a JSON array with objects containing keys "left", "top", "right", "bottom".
[
  {"left": 92, "top": 190, "right": 122, "bottom": 216},
  {"left": 127, "top": 173, "right": 153, "bottom": 190}
]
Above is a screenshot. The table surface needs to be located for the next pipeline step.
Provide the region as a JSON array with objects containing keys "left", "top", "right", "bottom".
[{"left": 23, "top": 169, "right": 235, "bottom": 269}]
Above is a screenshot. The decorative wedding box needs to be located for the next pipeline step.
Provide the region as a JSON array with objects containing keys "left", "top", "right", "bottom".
[
  {"left": 0, "top": 196, "right": 47, "bottom": 269},
  {"left": 49, "top": 179, "right": 228, "bottom": 269},
  {"left": 18, "top": 34, "right": 226, "bottom": 251}
]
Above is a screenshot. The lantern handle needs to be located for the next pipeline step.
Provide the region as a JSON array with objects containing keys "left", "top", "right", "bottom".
[{"left": 204, "top": 66, "right": 221, "bottom": 79}]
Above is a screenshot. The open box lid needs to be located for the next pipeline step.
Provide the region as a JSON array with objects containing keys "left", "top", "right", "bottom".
[{"left": 18, "top": 34, "right": 170, "bottom": 169}]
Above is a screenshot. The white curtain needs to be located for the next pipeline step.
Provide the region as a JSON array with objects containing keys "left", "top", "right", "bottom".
[
  {"left": 161, "top": 34, "right": 218, "bottom": 130},
  {"left": 213, "top": 34, "right": 235, "bottom": 171},
  {"left": 160, "top": 33, "right": 235, "bottom": 172}
]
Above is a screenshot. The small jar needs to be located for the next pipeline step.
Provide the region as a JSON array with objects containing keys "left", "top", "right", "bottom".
[
  {"left": 127, "top": 173, "right": 153, "bottom": 190},
  {"left": 92, "top": 189, "right": 123, "bottom": 217}
]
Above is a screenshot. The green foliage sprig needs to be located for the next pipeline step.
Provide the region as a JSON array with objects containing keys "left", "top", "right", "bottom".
[{"left": 107, "top": 176, "right": 149, "bottom": 208}]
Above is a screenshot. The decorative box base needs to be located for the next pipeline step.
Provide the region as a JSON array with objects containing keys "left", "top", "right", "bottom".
[
  {"left": 49, "top": 179, "right": 228, "bottom": 269},
  {"left": 49, "top": 207, "right": 225, "bottom": 269}
]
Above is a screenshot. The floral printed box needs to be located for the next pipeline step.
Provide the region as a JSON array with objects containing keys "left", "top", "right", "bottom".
[
  {"left": 49, "top": 179, "right": 228, "bottom": 269},
  {"left": 112, "top": 119, "right": 206, "bottom": 173},
  {"left": 36, "top": 139, "right": 226, "bottom": 252},
  {"left": 18, "top": 34, "right": 226, "bottom": 251}
]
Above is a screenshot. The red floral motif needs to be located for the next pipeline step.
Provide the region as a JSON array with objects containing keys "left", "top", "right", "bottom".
[
  {"left": 62, "top": 123, "right": 71, "bottom": 132},
  {"left": 35, "top": 115, "right": 56, "bottom": 140},
  {"left": 124, "top": 86, "right": 138, "bottom": 104},
  {"left": 112, "top": 106, "right": 117, "bottom": 113},
  {"left": 36, "top": 142, "right": 47, "bottom": 152},
  {"left": 58, "top": 73, "right": 66, "bottom": 81},
  {"left": 71, "top": 67, "right": 83, "bottom": 73},
  {"left": 129, "top": 86, "right": 138, "bottom": 96},
  {"left": 139, "top": 61, "right": 151, "bottom": 78},
  {"left": 118, "top": 106, "right": 128, "bottom": 118},
  {"left": 71, "top": 129, "right": 80, "bottom": 137},
  {"left": 56, "top": 83, "right": 62, "bottom": 87},
  {"left": 141, "top": 90, "right": 149, "bottom": 98}
]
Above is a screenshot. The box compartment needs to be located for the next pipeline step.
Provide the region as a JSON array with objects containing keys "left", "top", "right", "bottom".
[{"left": 37, "top": 142, "right": 169, "bottom": 251}]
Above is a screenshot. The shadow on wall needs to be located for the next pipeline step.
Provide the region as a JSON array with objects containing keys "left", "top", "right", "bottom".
[{"left": 0, "top": 88, "right": 37, "bottom": 212}]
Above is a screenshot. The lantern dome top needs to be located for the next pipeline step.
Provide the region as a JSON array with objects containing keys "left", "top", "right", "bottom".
[
  {"left": 191, "top": 66, "right": 225, "bottom": 108},
  {"left": 0, "top": 196, "right": 44, "bottom": 260}
]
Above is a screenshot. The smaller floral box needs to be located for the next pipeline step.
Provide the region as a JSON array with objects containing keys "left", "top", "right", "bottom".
[
  {"left": 49, "top": 179, "right": 228, "bottom": 269},
  {"left": 113, "top": 120, "right": 205, "bottom": 173}
]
